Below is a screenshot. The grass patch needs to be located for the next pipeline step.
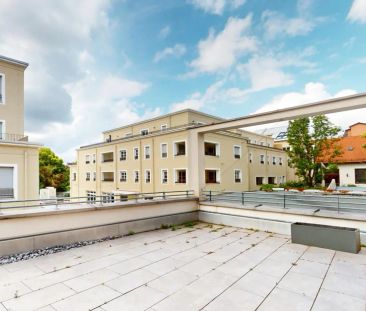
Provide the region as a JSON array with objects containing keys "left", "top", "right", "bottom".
[{"left": 126, "top": 230, "right": 135, "bottom": 236}]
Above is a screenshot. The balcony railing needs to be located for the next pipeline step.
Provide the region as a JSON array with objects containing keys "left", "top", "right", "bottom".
[{"left": 0, "top": 133, "right": 28, "bottom": 142}]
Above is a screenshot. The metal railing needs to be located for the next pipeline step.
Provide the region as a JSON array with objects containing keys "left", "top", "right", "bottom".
[
  {"left": 202, "top": 190, "right": 366, "bottom": 214},
  {"left": 0, "top": 190, "right": 195, "bottom": 211},
  {"left": 0, "top": 133, "right": 28, "bottom": 142}
]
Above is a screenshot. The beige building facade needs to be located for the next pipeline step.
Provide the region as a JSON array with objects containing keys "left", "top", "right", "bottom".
[
  {"left": 70, "top": 110, "right": 291, "bottom": 199},
  {"left": 0, "top": 55, "right": 40, "bottom": 201}
]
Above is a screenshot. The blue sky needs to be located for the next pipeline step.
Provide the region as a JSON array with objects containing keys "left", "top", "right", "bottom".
[{"left": 0, "top": 0, "right": 365, "bottom": 161}]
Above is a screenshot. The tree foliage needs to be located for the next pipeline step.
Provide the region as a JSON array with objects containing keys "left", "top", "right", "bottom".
[
  {"left": 39, "top": 147, "right": 69, "bottom": 192},
  {"left": 287, "top": 115, "right": 341, "bottom": 187},
  {"left": 363, "top": 132, "right": 366, "bottom": 149}
]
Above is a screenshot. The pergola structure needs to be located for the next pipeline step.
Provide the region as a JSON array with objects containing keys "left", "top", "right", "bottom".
[{"left": 187, "top": 92, "right": 366, "bottom": 196}]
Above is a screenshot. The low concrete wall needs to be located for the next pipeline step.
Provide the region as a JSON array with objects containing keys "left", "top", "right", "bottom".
[
  {"left": 0, "top": 198, "right": 198, "bottom": 256},
  {"left": 199, "top": 203, "right": 366, "bottom": 244}
]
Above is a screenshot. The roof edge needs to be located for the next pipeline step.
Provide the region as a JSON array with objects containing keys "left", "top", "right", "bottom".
[{"left": 0, "top": 55, "right": 29, "bottom": 68}]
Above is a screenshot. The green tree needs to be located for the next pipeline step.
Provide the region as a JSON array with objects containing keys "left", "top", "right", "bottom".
[
  {"left": 287, "top": 115, "right": 341, "bottom": 187},
  {"left": 363, "top": 133, "right": 366, "bottom": 149},
  {"left": 39, "top": 147, "right": 69, "bottom": 192}
]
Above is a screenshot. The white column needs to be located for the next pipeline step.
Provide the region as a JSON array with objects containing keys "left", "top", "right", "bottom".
[{"left": 187, "top": 130, "right": 205, "bottom": 197}]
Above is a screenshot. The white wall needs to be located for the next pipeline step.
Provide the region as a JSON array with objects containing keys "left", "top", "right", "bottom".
[{"left": 339, "top": 163, "right": 366, "bottom": 186}]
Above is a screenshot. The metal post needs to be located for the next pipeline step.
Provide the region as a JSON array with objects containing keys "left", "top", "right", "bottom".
[
  {"left": 163, "top": 192, "right": 166, "bottom": 199},
  {"left": 241, "top": 192, "right": 244, "bottom": 206},
  {"left": 209, "top": 190, "right": 212, "bottom": 202},
  {"left": 186, "top": 190, "right": 189, "bottom": 198},
  {"left": 283, "top": 191, "right": 286, "bottom": 209},
  {"left": 337, "top": 195, "right": 340, "bottom": 214}
]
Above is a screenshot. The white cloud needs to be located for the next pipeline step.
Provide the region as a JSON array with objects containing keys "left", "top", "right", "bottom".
[
  {"left": 348, "top": 0, "right": 366, "bottom": 23},
  {"left": 239, "top": 56, "right": 293, "bottom": 91},
  {"left": 190, "top": 15, "right": 257, "bottom": 74},
  {"left": 154, "top": 44, "right": 186, "bottom": 63},
  {"left": 0, "top": 0, "right": 160, "bottom": 162},
  {"left": 189, "top": 0, "right": 245, "bottom": 15},
  {"left": 248, "top": 82, "right": 364, "bottom": 132},
  {"left": 170, "top": 80, "right": 248, "bottom": 112},
  {"left": 158, "top": 25, "right": 171, "bottom": 39},
  {"left": 262, "top": 10, "right": 315, "bottom": 38}
]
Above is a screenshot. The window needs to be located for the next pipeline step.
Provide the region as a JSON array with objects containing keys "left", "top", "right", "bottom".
[
  {"left": 92, "top": 154, "right": 96, "bottom": 163},
  {"left": 175, "top": 169, "right": 187, "bottom": 184},
  {"left": 85, "top": 155, "right": 90, "bottom": 164},
  {"left": 256, "top": 177, "right": 264, "bottom": 185},
  {"left": 0, "top": 120, "right": 4, "bottom": 140},
  {"left": 0, "top": 166, "right": 14, "bottom": 199},
  {"left": 102, "top": 172, "right": 114, "bottom": 182},
  {"left": 120, "top": 171, "right": 127, "bottom": 182},
  {"left": 0, "top": 74, "right": 4, "bottom": 104},
  {"left": 161, "top": 124, "right": 168, "bottom": 131},
  {"left": 120, "top": 149, "right": 127, "bottom": 161},
  {"left": 204, "top": 142, "right": 219, "bottom": 156},
  {"left": 268, "top": 177, "right": 276, "bottom": 184},
  {"left": 174, "top": 141, "right": 186, "bottom": 156},
  {"left": 260, "top": 142, "right": 264, "bottom": 146},
  {"left": 72, "top": 172, "right": 76, "bottom": 181},
  {"left": 161, "top": 143, "right": 168, "bottom": 158},
  {"left": 101, "top": 152, "right": 114, "bottom": 163},
  {"left": 278, "top": 176, "right": 285, "bottom": 184},
  {"left": 234, "top": 169, "right": 241, "bottom": 183},
  {"left": 86, "top": 172, "right": 91, "bottom": 181},
  {"left": 86, "top": 191, "right": 96, "bottom": 203},
  {"left": 144, "top": 146, "right": 151, "bottom": 159},
  {"left": 233, "top": 146, "right": 241, "bottom": 159},
  {"left": 145, "top": 170, "right": 151, "bottom": 183},
  {"left": 161, "top": 170, "right": 168, "bottom": 184},
  {"left": 279, "top": 157, "right": 283, "bottom": 165},
  {"left": 93, "top": 172, "right": 96, "bottom": 181},
  {"left": 133, "top": 147, "right": 139, "bottom": 160},
  {"left": 140, "top": 129, "right": 149, "bottom": 136},
  {"left": 205, "top": 170, "right": 220, "bottom": 184},
  {"left": 260, "top": 154, "right": 265, "bottom": 164},
  {"left": 272, "top": 156, "right": 276, "bottom": 165},
  {"left": 249, "top": 153, "right": 252, "bottom": 163},
  {"left": 134, "top": 170, "right": 139, "bottom": 183},
  {"left": 355, "top": 169, "right": 366, "bottom": 184}
]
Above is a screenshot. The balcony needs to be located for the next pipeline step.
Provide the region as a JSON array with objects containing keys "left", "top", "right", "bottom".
[
  {"left": 102, "top": 172, "right": 114, "bottom": 182},
  {"left": 204, "top": 142, "right": 219, "bottom": 157},
  {"left": 101, "top": 152, "right": 114, "bottom": 163},
  {"left": 0, "top": 133, "right": 28, "bottom": 143}
]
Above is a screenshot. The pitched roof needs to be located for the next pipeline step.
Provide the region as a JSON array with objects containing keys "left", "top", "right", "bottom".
[
  {"left": 324, "top": 136, "right": 366, "bottom": 163},
  {"left": 0, "top": 55, "right": 28, "bottom": 68}
]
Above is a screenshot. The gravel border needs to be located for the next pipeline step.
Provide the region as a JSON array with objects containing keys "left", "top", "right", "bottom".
[{"left": 0, "top": 235, "right": 127, "bottom": 266}]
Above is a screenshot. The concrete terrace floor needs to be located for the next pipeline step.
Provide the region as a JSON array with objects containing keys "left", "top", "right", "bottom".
[{"left": 0, "top": 223, "right": 365, "bottom": 311}]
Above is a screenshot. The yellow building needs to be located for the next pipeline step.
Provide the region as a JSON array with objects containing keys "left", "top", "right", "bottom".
[
  {"left": 70, "top": 110, "right": 292, "bottom": 199},
  {"left": 0, "top": 55, "right": 40, "bottom": 201}
]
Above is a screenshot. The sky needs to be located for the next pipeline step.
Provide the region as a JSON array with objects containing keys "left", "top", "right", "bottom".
[{"left": 0, "top": 0, "right": 366, "bottom": 162}]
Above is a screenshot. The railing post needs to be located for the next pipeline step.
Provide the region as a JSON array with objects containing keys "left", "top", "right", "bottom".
[
  {"left": 283, "top": 191, "right": 286, "bottom": 209},
  {"left": 209, "top": 190, "right": 212, "bottom": 202},
  {"left": 337, "top": 195, "right": 340, "bottom": 214},
  {"left": 186, "top": 190, "right": 189, "bottom": 198},
  {"left": 163, "top": 192, "right": 166, "bottom": 200},
  {"left": 241, "top": 192, "right": 245, "bottom": 206}
]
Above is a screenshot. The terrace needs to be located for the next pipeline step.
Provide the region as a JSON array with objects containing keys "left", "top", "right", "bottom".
[{"left": 0, "top": 222, "right": 365, "bottom": 311}]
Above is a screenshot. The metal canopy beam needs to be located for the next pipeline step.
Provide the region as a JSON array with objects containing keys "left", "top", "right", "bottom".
[{"left": 192, "top": 92, "right": 366, "bottom": 134}]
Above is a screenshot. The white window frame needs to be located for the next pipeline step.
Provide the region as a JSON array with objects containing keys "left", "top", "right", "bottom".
[
  {"left": 260, "top": 154, "right": 265, "bottom": 164},
  {"left": 174, "top": 168, "right": 188, "bottom": 184},
  {"left": 85, "top": 154, "right": 90, "bottom": 164},
  {"left": 133, "top": 147, "right": 139, "bottom": 160},
  {"left": 272, "top": 156, "right": 276, "bottom": 165},
  {"left": 120, "top": 170, "right": 127, "bottom": 182},
  {"left": 86, "top": 172, "right": 91, "bottom": 181},
  {"left": 233, "top": 145, "right": 241, "bottom": 159},
  {"left": 279, "top": 157, "right": 283, "bottom": 165},
  {"left": 144, "top": 145, "right": 151, "bottom": 159},
  {"left": 0, "top": 164, "right": 17, "bottom": 200},
  {"left": 173, "top": 140, "right": 187, "bottom": 157},
  {"left": 205, "top": 168, "right": 221, "bottom": 184},
  {"left": 92, "top": 154, "right": 96, "bottom": 163},
  {"left": 145, "top": 169, "right": 151, "bottom": 183},
  {"left": 0, "top": 119, "right": 5, "bottom": 140},
  {"left": 161, "top": 143, "right": 168, "bottom": 159},
  {"left": 134, "top": 170, "right": 140, "bottom": 183},
  {"left": 204, "top": 141, "right": 220, "bottom": 157},
  {"left": 0, "top": 73, "right": 5, "bottom": 105},
  {"left": 93, "top": 172, "right": 96, "bottom": 181},
  {"left": 72, "top": 172, "right": 76, "bottom": 181},
  {"left": 161, "top": 124, "right": 168, "bottom": 131},
  {"left": 249, "top": 153, "right": 252, "bottom": 163},
  {"left": 234, "top": 169, "right": 242, "bottom": 183},
  {"left": 140, "top": 129, "right": 149, "bottom": 136},
  {"left": 161, "top": 169, "right": 168, "bottom": 184},
  {"left": 119, "top": 149, "right": 127, "bottom": 161}
]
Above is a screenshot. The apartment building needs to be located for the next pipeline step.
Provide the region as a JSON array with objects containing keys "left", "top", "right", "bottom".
[
  {"left": 0, "top": 55, "right": 40, "bottom": 200},
  {"left": 70, "top": 110, "right": 291, "bottom": 199}
]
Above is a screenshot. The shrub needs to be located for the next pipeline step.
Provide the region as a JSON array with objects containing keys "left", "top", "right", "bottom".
[{"left": 260, "top": 184, "right": 276, "bottom": 192}]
